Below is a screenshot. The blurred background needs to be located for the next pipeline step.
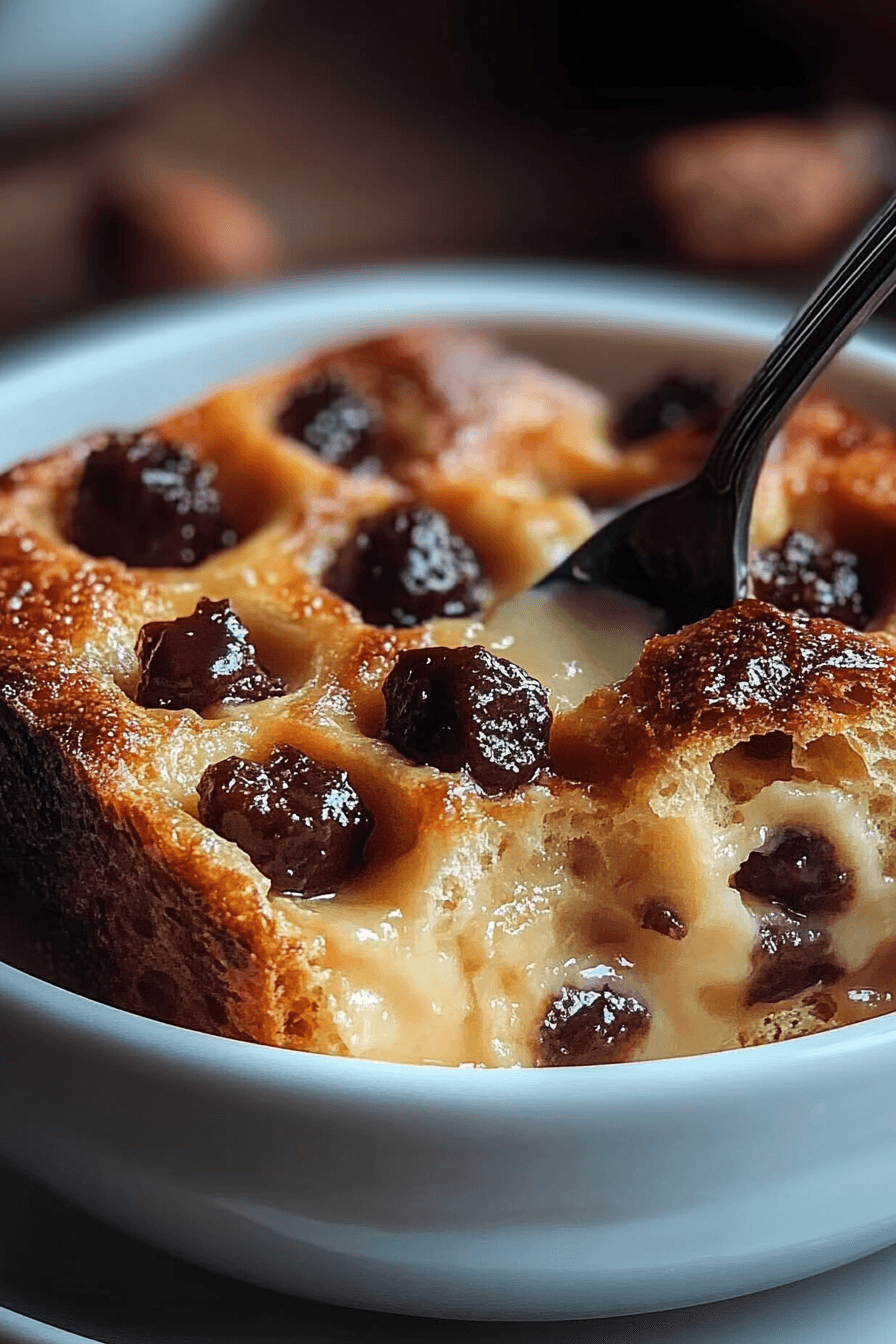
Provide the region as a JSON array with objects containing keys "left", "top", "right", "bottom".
[{"left": 2, "top": 0, "right": 896, "bottom": 343}]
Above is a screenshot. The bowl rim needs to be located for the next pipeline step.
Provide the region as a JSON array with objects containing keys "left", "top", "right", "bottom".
[
  {"left": 4, "top": 956, "right": 896, "bottom": 1104},
  {"left": 3, "top": 259, "right": 896, "bottom": 406},
  {"left": 4, "top": 259, "right": 896, "bottom": 1097}
]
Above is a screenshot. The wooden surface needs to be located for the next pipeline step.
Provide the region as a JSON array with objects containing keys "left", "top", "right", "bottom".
[{"left": 2, "top": 0, "right": 896, "bottom": 340}]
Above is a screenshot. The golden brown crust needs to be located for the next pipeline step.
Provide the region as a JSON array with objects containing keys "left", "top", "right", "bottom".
[
  {"left": 754, "top": 392, "right": 896, "bottom": 557},
  {"left": 552, "top": 601, "right": 896, "bottom": 790}
]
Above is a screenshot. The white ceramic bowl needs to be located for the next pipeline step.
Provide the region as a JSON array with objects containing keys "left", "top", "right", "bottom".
[
  {"left": 3, "top": 266, "right": 896, "bottom": 1322},
  {"left": 0, "top": 0, "right": 241, "bottom": 121}
]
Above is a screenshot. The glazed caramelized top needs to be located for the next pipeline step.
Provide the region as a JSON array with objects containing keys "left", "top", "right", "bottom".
[{"left": 628, "top": 601, "right": 895, "bottom": 738}]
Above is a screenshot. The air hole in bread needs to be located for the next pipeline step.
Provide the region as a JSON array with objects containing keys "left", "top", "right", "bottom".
[
  {"left": 796, "top": 735, "right": 869, "bottom": 787},
  {"left": 712, "top": 734, "right": 796, "bottom": 804}
]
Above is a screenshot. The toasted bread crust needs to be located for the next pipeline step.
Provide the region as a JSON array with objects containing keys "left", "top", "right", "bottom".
[{"left": 553, "top": 601, "right": 896, "bottom": 789}]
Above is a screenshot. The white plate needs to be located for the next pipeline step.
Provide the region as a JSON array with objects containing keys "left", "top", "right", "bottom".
[{"left": 2, "top": 1156, "right": 896, "bottom": 1342}]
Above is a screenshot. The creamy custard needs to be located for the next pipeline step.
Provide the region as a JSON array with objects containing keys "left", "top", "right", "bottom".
[{"left": 472, "top": 585, "right": 660, "bottom": 709}]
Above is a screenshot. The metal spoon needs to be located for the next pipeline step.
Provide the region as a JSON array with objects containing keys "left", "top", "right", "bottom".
[{"left": 538, "top": 188, "right": 896, "bottom": 634}]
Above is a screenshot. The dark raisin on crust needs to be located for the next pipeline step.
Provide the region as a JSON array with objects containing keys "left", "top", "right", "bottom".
[
  {"left": 750, "top": 531, "right": 869, "bottom": 629},
  {"left": 746, "top": 907, "right": 841, "bottom": 1006},
  {"left": 324, "top": 506, "right": 488, "bottom": 627},
  {"left": 807, "top": 991, "right": 838, "bottom": 1022},
  {"left": 733, "top": 826, "right": 852, "bottom": 917},
  {"left": 382, "top": 645, "right": 552, "bottom": 796},
  {"left": 640, "top": 900, "right": 687, "bottom": 939},
  {"left": 277, "top": 374, "right": 388, "bottom": 472},
  {"left": 535, "top": 981, "right": 650, "bottom": 1066},
  {"left": 197, "top": 745, "right": 373, "bottom": 898},
  {"left": 135, "top": 597, "right": 285, "bottom": 711},
  {"left": 70, "top": 431, "right": 238, "bottom": 568},
  {"left": 613, "top": 374, "right": 723, "bottom": 445}
]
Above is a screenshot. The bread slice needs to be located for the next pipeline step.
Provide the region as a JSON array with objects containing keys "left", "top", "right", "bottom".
[{"left": 2, "top": 328, "right": 896, "bottom": 1065}]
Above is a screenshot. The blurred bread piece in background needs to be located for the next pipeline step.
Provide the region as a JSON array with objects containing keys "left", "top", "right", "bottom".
[
  {"left": 0, "top": 137, "right": 282, "bottom": 337},
  {"left": 90, "top": 143, "right": 283, "bottom": 296},
  {"left": 644, "top": 110, "right": 896, "bottom": 268},
  {"left": 0, "top": 147, "right": 97, "bottom": 336}
]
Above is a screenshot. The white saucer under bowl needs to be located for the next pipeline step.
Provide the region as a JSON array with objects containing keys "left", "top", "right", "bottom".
[{"left": 2, "top": 1156, "right": 896, "bottom": 1342}]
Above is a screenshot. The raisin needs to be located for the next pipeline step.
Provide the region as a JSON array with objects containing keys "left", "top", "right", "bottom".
[
  {"left": 277, "top": 374, "right": 387, "bottom": 472},
  {"left": 746, "top": 908, "right": 841, "bottom": 1006},
  {"left": 750, "top": 531, "right": 869, "bottom": 628},
  {"left": 70, "top": 431, "right": 237, "bottom": 567},
  {"left": 640, "top": 900, "right": 687, "bottom": 939},
  {"left": 535, "top": 981, "right": 650, "bottom": 1066},
  {"left": 382, "top": 645, "right": 552, "bottom": 796},
  {"left": 614, "top": 375, "right": 723, "bottom": 445},
  {"left": 734, "top": 826, "right": 852, "bottom": 916},
  {"left": 806, "top": 991, "right": 838, "bottom": 1023},
  {"left": 197, "top": 745, "right": 373, "bottom": 898},
  {"left": 324, "top": 506, "right": 488, "bottom": 627},
  {"left": 135, "top": 598, "right": 285, "bottom": 711}
]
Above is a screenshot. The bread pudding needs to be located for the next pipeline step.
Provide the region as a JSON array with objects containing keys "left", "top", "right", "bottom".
[{"left": 2, "top": 327, "right": 896, "bottom": 1067}]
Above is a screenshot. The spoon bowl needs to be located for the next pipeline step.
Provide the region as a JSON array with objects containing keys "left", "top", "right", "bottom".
[{"left": 539, "top": 188, "right": 896, "bottom": 634}]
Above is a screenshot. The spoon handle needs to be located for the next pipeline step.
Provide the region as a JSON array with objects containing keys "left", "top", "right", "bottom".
[{"left": 704, "top": 187, "right": 896, "bottom": 502}]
